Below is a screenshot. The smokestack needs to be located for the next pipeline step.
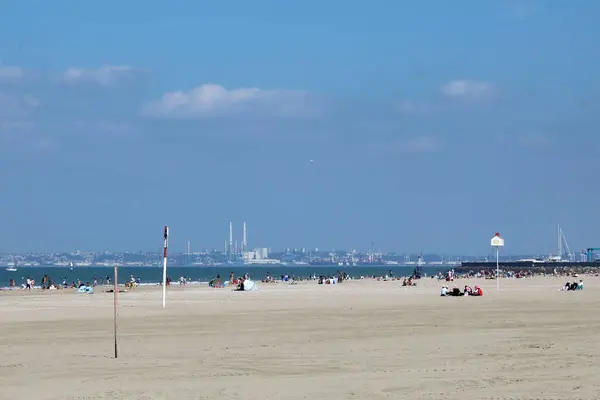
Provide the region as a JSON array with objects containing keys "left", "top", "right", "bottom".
[
  {"left": 243, "top": 221, "right": 247, "bottom": 252},
  {"left": 229, "top": 222, "right": 233, "bottom": 262}
]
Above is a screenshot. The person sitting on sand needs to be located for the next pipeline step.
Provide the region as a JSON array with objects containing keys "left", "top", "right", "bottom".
[
  {"left": 464, "top": 285, "right": 472, "bottom": 296},
  {"left": 472, "top": 285, "right": 483, "bottom": 296},
  {"left": 235, "top": 277, "right": 246, "bottom": 291},
  {"left": 402, "top": 279, "right": 408, "bottom": 286},
  {"left": 577, "top": 280, "right": 584, "bottom": 290},
  {"left": 440, "top": 286, "right": 448, "bottom": 296}
]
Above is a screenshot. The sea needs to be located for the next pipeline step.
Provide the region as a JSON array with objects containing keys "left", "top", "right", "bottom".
[{"left": 1, "top": 265, "right": 452, "bottom": 288}]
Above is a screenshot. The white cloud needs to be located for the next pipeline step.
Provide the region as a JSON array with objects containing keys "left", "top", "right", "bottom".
[
  {"left": 441, "top": 80, "right": 492, "bottom": 99},
  {"left": 62, "top": 65, "right": 139, "bottom": 87},
  {"left": 0, "top": 64, "right": 24, "bottom": 80},
  {"left": 142, "top": 83, "right": 312, "bottom": 118}
]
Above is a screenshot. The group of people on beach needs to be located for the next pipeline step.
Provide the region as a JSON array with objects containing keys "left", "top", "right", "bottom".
[
  {"left": 261, "top": 272, "right": 292, "bottom": 283},
  {"left": 441, "top": 285, "right": 483, "bottom": 297},
  {"left": 14, "top": 275, "right": 114, "bottom": 291},
  {"left": 560, "top": 280, "right": 584, "bottom": 291}
]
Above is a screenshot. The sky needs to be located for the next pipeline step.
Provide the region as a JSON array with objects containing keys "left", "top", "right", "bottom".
[{"left": 0, "top": 0, "right": 599, "bottom": 255}]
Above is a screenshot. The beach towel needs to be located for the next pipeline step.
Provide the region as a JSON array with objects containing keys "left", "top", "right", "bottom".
[
  {"left": 77, "top": 286, "right": 94, "bottom": 294},
  {"left": 243, "top": 280, "right": 257, "bottom": 291}
]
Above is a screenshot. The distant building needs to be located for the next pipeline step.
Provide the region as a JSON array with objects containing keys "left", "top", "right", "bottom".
[{"left": 242, "top": 248, "right": 279, "bottom": 264}]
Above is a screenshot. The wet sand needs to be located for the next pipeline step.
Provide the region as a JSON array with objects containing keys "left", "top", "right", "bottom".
[{"left": 1, "top": 276, "right": 599, "bottom": 399}]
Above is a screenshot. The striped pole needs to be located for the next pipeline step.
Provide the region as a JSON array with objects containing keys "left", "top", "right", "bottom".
[
  {"left": 162, "top": 226, "right": 169, "bottom": 308},
  {"left": 113, "top": 266, "right": 118, "bottom": 358}
]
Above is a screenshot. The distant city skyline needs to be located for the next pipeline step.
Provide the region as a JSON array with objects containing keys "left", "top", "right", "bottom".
[
  {"left": 0, "top": 223, "right": 590, "bottom": 259},
  {"left": 1, "top": 1, "right": 599, "bottom": 254},
  {"left": 1, "top": 247, "right": 593, "bottom": 268}
]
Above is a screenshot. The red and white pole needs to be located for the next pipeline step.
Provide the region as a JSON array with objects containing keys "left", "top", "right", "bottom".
[
  {"left": 162, "top": 226, "right": 169, "bottom": 308},
  {"left": 113, "top": 266, "right": 118, "bottom": 358}
]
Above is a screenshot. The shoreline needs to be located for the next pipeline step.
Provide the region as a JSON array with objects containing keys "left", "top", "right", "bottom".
[{"left": 2, "top": 272, "right": 594, "bottom": 294}]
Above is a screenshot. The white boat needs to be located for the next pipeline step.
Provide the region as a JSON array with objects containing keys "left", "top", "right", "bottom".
[{"left": 5, "top": 267, "right": 17, "bottom": 272}]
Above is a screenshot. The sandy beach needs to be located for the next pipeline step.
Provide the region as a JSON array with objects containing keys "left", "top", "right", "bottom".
[{"left": 1, "top": 276, "right": 599, "bottom": 400}]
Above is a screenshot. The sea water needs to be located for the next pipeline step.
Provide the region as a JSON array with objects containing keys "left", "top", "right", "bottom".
[{"left": 1, "top": 265, "right": 451, "bottom": 288}]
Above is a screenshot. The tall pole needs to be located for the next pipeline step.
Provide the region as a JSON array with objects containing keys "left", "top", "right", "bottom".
[
  {"left": 557, "top": 225, "right": 562, "bottom": 260},
  {"left": 491, "top": 232, "right": 503, "bottom": 291},
  {"left": 496, "top": 246, "right": 499, "bottom": 291},
  {"left": 243, "top": 221, "right": 247, "bottom": 252},
  {"left": 113, "top": 266, "right": 118, "bottom": 358},
  {"left": 229, "top": 222, "right": 233, "bottom": 262},
  {"left": 162, "top": 226, "right": 169, "bottom": 308}
]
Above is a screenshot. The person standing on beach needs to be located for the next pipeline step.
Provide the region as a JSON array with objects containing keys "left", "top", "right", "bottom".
[{"left": 25, "top": 277, "right": 32, "bottom": 290}]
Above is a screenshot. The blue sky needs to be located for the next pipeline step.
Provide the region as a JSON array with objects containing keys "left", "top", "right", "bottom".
[{"left": 0, "top": 0, "right": 598, "bottom": 255}]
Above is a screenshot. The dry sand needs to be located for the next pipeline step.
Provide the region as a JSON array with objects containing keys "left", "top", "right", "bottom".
[{"left": 1, "top": 276, "right": 600, "bottom": 400}]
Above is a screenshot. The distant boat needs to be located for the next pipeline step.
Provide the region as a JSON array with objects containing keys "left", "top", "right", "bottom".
[{"left": 5, "top": 267, "right": 17, "bottom": 272}]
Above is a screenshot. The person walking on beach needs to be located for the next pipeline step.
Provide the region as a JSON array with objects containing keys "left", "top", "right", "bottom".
[{"left": 25, "top": 277, "right": 32, "bottom": 290}]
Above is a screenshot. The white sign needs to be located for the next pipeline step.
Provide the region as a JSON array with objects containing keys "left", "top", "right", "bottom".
[{"left": 491, "top": 236, "right": 505, "bottom": 247}]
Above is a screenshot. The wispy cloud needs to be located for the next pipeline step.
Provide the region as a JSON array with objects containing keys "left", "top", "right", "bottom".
[
  {"left": 142, "top": 83, "right": 314, "bottom": 119},
  {"left": 441, "top": 80, "right": 493, "bottom": 99},
  {"left": 0, "top": 93, "right": 40, "bottom": 119},
  {"left": 0, "top": 93, "right": 41, "bottom": 151},
  {"left": 0, "top": 64, "right": 24, "bottom": 80},
  {"left": 62, "top": 65, "right": 142, "bottom": 87},
  {"left": 397, "top": 79, "right": 496, "bottom": 116}
]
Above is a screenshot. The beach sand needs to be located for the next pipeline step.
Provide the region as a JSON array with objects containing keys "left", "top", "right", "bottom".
[{"left": 1, "top": 276, "right": 599, "bottom": 399}]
